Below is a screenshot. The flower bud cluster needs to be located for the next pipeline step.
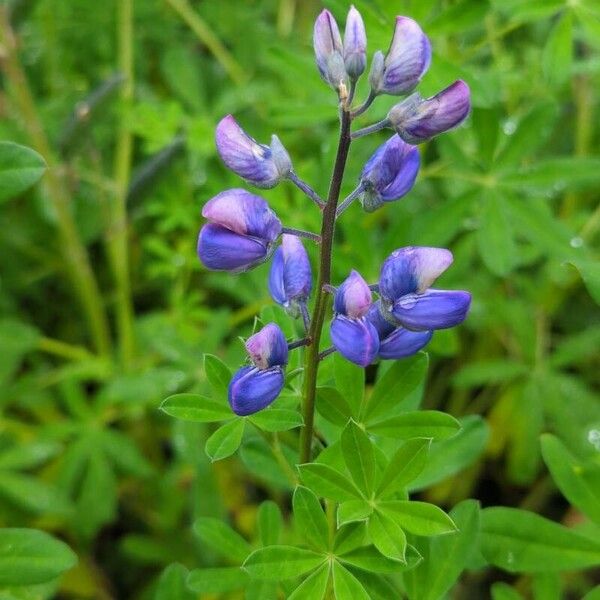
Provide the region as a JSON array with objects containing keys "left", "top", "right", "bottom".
[{"left": 195, "top": 7, "right": 472, "bottom": 416}]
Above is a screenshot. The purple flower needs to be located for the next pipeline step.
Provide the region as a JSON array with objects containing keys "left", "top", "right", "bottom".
[
  {"left": 378, "top": 246, "right": 471, "bottom": 331},
  {"left": 333, "top": 269, "right": 372, "bottom": 318},
  {"left": 197, "top": 189, "right": 282, "bottom": 273},
  {"left": 388, "top": 80, "right": 471, "bottom": 144},
  {"left": 366, "top": 301, "right": 432, "bottom": 359},
  {"left": 369, "top": 17, "right": 431, "bottom": 96},
  {"left": 330, "top": 271, "right": 379, "bottom": 366},
  {"left": 228, "top": 323, "right": 288, "bottom": 416},
  {"left": 215, "top": 115, "right": 292, "bottom": 188},
  {"left": 343, "top": 6, "right": 367, "bottom": 80},
  {"left": 269, "top": 234, "right": 312, "bottom": 314},
  {"left": 359, "top": 135, "right": 420, "bottom": 212}
]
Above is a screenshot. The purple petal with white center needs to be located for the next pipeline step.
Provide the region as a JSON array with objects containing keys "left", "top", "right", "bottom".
[
  {"left": 268, "top": 234, "right": 312, "bottom": 308},
  {"left": 245, "top": 322, "right": 288, "bottom": 369},
  {"left": 334, "top": 270, "right": 372, "bottom": 318},
  {"left": 228, "top": 366, "right": 285, "bottom": 416},
  {"left": 314, "top": 9, "right": 343, "bottom": 80},
  {"left": 360, "top": 136, "right": 420, "bottom": 209},
  {"left": 377, "top": 16, "right": 431, "bottom": 95},
  {"left": 197, "top": 223, "right": 268, "bottom": 272},
  {"left": 391, "top": 289, "right": 471, "bottom": 330},
  {"left": 215, "top": 115, "right": 290, "bottom": 188},
  {"left": 379, "top": 246, "right": 454, "bottom": 302},
  {"left": 379, "top": 327, "right": 432, "bottom": 359},
  {"left": 202, "top": 189, "right": 282, "bottom": 242},
  {"left": 388, "top": 80, "right": 471, "bottom": 144},
  {"left": 343, "top": 5, "right": 367, "bottom": 79},
  {"left": 330, "top": 315, "right": 380, "bottom": 367}
]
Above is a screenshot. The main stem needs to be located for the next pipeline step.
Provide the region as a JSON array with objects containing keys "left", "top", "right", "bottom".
[{"left": 299, "top": 109, "right": 352, "bottom": 463}]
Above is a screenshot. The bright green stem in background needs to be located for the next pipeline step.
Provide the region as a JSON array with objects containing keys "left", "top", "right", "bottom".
[
  {"left": 299, "top": 110, "right": 352, "bottom": 464},
  {"left": 0, "top": 7, "right": 111, "bottom": 356},
  {"left": 108, "top": 0, "right": 136, "bottom": 368},
  {"left": 164, "top": 0, "right": 247, "bottom": 86}
]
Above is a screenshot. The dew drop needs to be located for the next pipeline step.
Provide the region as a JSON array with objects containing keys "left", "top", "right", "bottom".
[
  {"left": 570, "top": 237, "right": 584, "bottom": 249},
  {"left": 587, "top": 429, "right": 600, "bottom": 451},
  {"left": 502, "top": 119, "right": 517, "bottom": 135}
]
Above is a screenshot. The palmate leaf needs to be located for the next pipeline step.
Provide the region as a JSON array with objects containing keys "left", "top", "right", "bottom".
[
  {"left": 332, "top": 561, "right": 370, "bottom": 600},
  {"left": 186, "top": 566, "right": 249, "bottom": 594},
  {"left": 376, "top": 438, "right": 431, "bottom": 497},
  {"left": 0, "top": 528, "right": 77, "bottom": 586},
  {"left": 203, "top": 354, "right": 232, "bottom": 400},
  {"left": 205, "top": 419, "right": 245, "bottom": 461},
  {"left": 243, "top": 546, "right": 325, "bottom": 581},
  {"left": 340, "top": 421, "right": 375, "bottom": 496},
  {"left": 249, "top": 408, "right": 303, "bottom": 431},
  {"left": 155, "top": 563, "right": 195, "bottom": 600},
  {"left": 288, "top": 563, "right": 330, "bottom": 600},
  {"left": 367, "top": 510, "right": 407, "bottom": 562},
  {"left": 160, "top": 393, "right": 232, "bottom": 422},
  {"left": 193, "top": 517, "right": 252, "bottom": 563},
  {"left": 378, "top": 501, "right": 457, "bottom": 537},
  {"left": 297, "top": 463, "right": 361, "bottom": 502},
  {"left": 333, "top": 353, "right": 364, "bottom": 418},
  {"left": 293, "top": 486, "right": 329, "bottom": 551},
  {"left": 257, "top": 500, "right": 282, "bottom": 546},
  {"left": 481, "top": 507, "right": 600, "bottom": 572},
  {"left": 0, "top": 142, "right": 46, "bottom": 204},
  {"left": 367, "top": 411, "right": 461, "bottom": 441}
]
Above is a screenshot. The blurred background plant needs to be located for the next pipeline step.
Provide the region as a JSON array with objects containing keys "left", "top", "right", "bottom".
[{"left": 0, "top": 0, "right": 599, "bottom": 598}]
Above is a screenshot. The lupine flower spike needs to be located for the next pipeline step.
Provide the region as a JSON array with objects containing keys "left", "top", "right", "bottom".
[
  {"left": 378, "top": 246, "right": 471, "bottom": 331},
  {"left": 228, "top": 323, "right": 288, "bottom": 416},
  {"left": 215, "top": 115, "right": 292, "bottom": 188},
  {"left": 330, "top": 270, "right": 379, "bottom": 366},
  {"left": 269, "top": 234, "right": 312, "bottom": 319},
  {"left": 198, "top": 189, "right": 281, "bottom": 272}
]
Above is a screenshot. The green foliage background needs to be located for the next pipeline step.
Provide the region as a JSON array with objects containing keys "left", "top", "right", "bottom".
[{"left": 0, "top": 0, "right": 599, "bottom": 598}]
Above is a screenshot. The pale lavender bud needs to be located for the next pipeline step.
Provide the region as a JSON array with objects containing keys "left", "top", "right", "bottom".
[
  {"left": 215, "top": 115, "right": 292, "bottom": 188},
  {"left": 369, "top": 16, "right": 431, "bottom": 96},
  {"left": 313, "top": 9, "right": 349, "bottom": 90},
  {"left": 387, "top": 80, "right": 471, "bottom": 144},
  {"left": 343, "top": 6, "right": 367, "bottom": 80},
  {"left": 359, "top": 135, "right": 420, "bottom": 212},
  {"left": 334, "top": 270, "right": 372, "bottom": 318},
  {"left": 245, "top": 322, "right": 288, "bottom": 369}
]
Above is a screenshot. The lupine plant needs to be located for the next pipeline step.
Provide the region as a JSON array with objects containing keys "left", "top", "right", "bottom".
[{"left": 162, "top": 7, "right": 479, "bottom": 597}]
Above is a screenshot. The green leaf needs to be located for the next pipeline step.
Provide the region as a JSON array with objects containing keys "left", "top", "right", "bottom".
[
  {"left": 368, "top": 411, "right": 461, "bottom": 441},
  {"left": 540, "top": 434, "right": 600, "bottom": 525},
  {"left": 187, "top": 567, "right": 248, "bottom": 593},
  {"left": 155, "top": 564, "right": 195, "bottom": 600},
  {"left": 409, "top": 415, "right": 489, "bottom": 491},
  {"left": 341, "top": 421, "right": 375, "bottom": 496},
  {"left": 376, "top": 438, "right": 431, "bottom": 497},
  {"left": 298, "top": 463, "right": 361, "bottom": 502},
  {"left": 243, "top": 546, "right": 325, "bottom": 581},
  {"left": 542, "top": 11, "right": 573, "bottom": 86},
  {"left": 368, "top": 510, "right": 407, "bottom": 562},
  {"left": 334, "top": 352, "right": 364, "bottom": 418},
  {"left": 379, "top": 501, "right": 457, "bottom": 537},
  {"left": 566, "top": 259, "right": 600, "bottom": 305},
  {"left": 334, "top": 522, "right": 368, "bottom": 556},
  {"left": 193, "top": 517, "right": 252, "bottom": 563},
  {"left": 160, "top": 393, "right": 231, "bottom": 422},
  {"left": 293, "top": 486, "right": 329, "bottom": 551},
  {"left": 204, "top": 354, "right": 231, "bottom": 399},
  {"left": 0, "top": 319, "right": 40, "bottom": 385},
  {"left": 364, "top": 354, "right": 428, "bottom": 421},
  {"left": 0, "top": 472, "right": 72, "bottom": 515},
  {"left": 249, "top": 408, "right": 303, "bottom": 432},
  {"left": 480, "top": 507, "right": 600, "bottom": 572},
  {"left": 332, "top": 561, "right": 370, "bottom": 600},
  {"left": 205, "top": 419, "right": 245, "bottom": 461},
  {"left": 288, "top": 563, "right": 330, "bottom": 600},
  {"left": 583, "top": 585, "right": 600, "bottom": 600},
  {"left": 405, "top": 499, "right": 480, "bottom": 600},
  {"left": 337, "top": 499, "right": 372, "bottom": 527},
  {"left": 0, "top": 441, "right": 60, "bottom": 471},
  {"left": 338, "top": 545, "right": 417, "bottom": 573},
  {"left": 258, "top": 501, "right": 282, "bottom": 546},
  {"left": 0, "top": 142, "right": 46, "bottom": 204},
  {"left": 477, "top": 191, "right": 517, "bottom": 276},
  {"left": 316, "top": 387, "right": 354, "bottom": 427},
  {"left": 0, "top": 528, "right": 77, "bottom": 585}
]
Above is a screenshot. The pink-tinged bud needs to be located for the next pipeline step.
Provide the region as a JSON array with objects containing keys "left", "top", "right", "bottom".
[
  {"left": 369, "top": 16, "right": 431, "bottom": 96},
  {"left": 313, "top": 9, "right": 349, "bottom": 90},
  {"left": 359, "top": 135, "right": 420, "bottom": 212},
  {"left": 334, "top": 270, "right": 372, "bottom": 318},
  {"left": 245, "top": 323, "right": 288, "bottom": 370},
  {"left": 388, "top": 80, "right": 471, "bottom": 144},
  {"left": 343, "top": 6, "right": 367, "bottom": 80},
  {"left": 215, "top": 115, "right": 292, "bottom": 188}
]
